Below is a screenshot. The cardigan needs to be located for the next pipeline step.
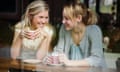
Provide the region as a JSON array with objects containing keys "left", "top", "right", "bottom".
[{"left": 55, "top": 24, "right": 106, "bottom": 67}]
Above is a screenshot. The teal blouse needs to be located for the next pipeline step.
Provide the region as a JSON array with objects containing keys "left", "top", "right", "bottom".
[{"left": 69, "top": 44, "right": 83, "bottom": 60}]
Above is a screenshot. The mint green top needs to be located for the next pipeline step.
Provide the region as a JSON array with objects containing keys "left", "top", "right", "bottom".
[{"left": 69, "top": 44, "right": 83, "bottom": 60}]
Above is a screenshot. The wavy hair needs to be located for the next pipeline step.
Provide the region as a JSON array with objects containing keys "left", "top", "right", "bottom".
[
  {"left": 63, "top": 2, "right": 97, "bottom": 25},
  {"left": 21, "top": 0, "right": 49, "bottom": 28}
]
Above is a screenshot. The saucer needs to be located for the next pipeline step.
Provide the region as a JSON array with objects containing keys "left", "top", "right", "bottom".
[
  {"left": 22, "top": 59, "right": 41, "bottom": 64},
  {"left": 47, "top": 63, "right": 64, "bottom": 66}
]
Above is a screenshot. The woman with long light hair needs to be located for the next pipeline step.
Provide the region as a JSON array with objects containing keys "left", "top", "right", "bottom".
[{"left": 11, "top": 0, "right": 54, "bottom": 61}]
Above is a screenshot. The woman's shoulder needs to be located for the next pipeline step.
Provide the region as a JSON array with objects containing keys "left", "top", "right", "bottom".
[
  {"left": 15, "top": 21, "right": 25, "bottom": 29},
  {"left": 15, "top": 22, "right": 22, "bottom": 28},
  {"left": 44, "top": 24, "right": 55, "bottom": 36},
  {"left": 87, "top": 24, "right": 100, "bottom": 29},
  {"left": 86, "top": 24, "right": 102, "bottom": 38},
  {"left": 87, "top": 24, "right": 102, "bottom": 33},
  {"left": 14, "top": 21, "right": 24, "bottom": 32}
]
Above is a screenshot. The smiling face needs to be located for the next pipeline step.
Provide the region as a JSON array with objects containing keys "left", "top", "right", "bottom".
[
  {"left": 23, "top": 0, "right": 49, "bottom": 30},
  {"left": 62, "top": 7, "right": 81, "bottom": 31},
  {"left": 31, "top": 10, "right": 49, "bottom": 29},
  {"left": 62, "top": 13, "right": 75, "bottom": 31}
]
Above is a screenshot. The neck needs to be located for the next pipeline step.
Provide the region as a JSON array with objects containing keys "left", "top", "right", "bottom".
[
  {"left": 72, "top": 23, "right": 86, "bottom": 35},
  {"left": 71, "top": 23, "right": 86, "bottom": 45}
]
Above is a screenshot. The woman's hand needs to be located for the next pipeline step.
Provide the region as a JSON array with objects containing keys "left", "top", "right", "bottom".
[
  {"left": 59, "top": 53, "right": 70, "bottom": 66},
  {"left": 45, "top": 56, "right": 53, "bottom": 64},
  {"left": 21, "top": 28, "right": 39, "bottom": 39},
  {"left": 21, "top": 28, "right": 49, "bottom": 40}
]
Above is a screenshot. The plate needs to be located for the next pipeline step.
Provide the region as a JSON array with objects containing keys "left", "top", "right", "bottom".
[
  {"left": 47, "top": 63, "right": 64, "bottom": 66},
  {"left": 22, "top": 59, "right": 41, "bottom": 64}
]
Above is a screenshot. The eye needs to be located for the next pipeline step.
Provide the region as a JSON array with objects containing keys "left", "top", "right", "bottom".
[
  {"left": 63, "top": 16, "right": 69, "bottom": 20},
  {"left": 39, "top": 16, "right": 44, "bottom": 18},
  {"left": 45, "top": 16, "right": 48, "bottom": 19}
]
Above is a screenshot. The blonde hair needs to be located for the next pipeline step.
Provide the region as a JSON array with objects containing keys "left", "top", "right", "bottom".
[
  {"left": 21, "top": 0, "right": 49, "bottom": 28},
  {"left": 63, "top": 2, "right": 97, "bottom": 25}
]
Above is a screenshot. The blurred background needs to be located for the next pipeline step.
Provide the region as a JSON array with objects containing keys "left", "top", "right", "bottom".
[{"left": 0, "top": 0, "right": 119, "bottom": 69}]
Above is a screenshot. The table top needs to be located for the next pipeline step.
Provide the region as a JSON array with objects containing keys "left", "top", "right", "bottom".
[{"left": 0, "top": 57, "right": 117, "bottom": 72}]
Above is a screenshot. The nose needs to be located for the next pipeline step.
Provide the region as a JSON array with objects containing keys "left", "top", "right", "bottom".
[{"left": 62, "top": 19, "right": 65, "bottom": 24}]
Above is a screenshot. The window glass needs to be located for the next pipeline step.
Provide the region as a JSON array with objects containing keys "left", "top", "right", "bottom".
[
  {"left": 80, "top": 0, "right": 84, "bottom": 3},
  {"left": 100, "top": 0, "right": 117, "bottom": 14},
  {"left": 89, "top": 0, "right": 96, "bottom": 11}
]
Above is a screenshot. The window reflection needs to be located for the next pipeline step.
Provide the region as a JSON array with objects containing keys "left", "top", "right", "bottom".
[
  {"left": 100, "top": 0, "right": 117, "bottom": 14},
  {"left": 89, "top": 0, "right": 96, "bottom": 11},
  {"left": 80, "top": 0, "right": 84, "bottom": 3}
]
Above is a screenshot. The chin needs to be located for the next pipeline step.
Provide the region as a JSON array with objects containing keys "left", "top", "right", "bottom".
[
  {"left": 64, "top": 24, "right": 71, "bottom": 31},
  {"left": 65, "top": 27, "right": 71, "bottom": 31},
  {"left": 39, "top": 25, "right": 44, "bottom": 28}
]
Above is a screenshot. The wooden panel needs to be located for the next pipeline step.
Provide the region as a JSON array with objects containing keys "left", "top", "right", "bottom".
[{"left": 0, "top": 0, "right": 32, "bottom": 21}]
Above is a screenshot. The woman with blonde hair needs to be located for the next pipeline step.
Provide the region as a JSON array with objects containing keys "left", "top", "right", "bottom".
[
  {"left": 11, "top": 0, "right": 54, "bottom": 61},
  {"left": 47, "top": 1, "right": 106, "bottom": 67}
]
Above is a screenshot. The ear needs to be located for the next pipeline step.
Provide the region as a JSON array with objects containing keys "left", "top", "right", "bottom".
[
  {"left": 28, "top": 14, "right": 33, "bottom": 20},
  {"left": 76, "top": 15, "right": 82, "bottom": 23}
]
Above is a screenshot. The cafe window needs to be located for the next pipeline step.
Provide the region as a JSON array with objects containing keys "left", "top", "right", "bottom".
[
  {"left": 79, "top": 0, "right": 84, "bottom": 3},
  {"left": 100, "top": 0, "right": 117, "bottom": 14},
  {"left": 89, "top": 0, "right": 96, "bottom": 11}
]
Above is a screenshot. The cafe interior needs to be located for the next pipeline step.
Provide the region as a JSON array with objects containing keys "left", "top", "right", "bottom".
[{"left": 0, "top": 0, "right": 120, "bottom": 72}]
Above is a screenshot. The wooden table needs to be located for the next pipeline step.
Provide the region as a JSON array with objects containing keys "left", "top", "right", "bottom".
[{"left": 0, "top": 57, "right": 117, "bottom": 72}]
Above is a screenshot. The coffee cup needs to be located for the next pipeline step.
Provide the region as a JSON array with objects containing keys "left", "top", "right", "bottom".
[
  {"left": 51, "top": 50, "right": 60, "bottom": 64},
  {"left": 51, "top": 55, "right": 59, "bottom": 64}
]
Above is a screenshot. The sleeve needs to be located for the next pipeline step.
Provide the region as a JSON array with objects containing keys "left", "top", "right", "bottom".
[
  {"left": 12, "top": 22, "right": 22, "bottom": 43},
  {"left": 85, "top": 25, "right": 105, "bottom": 67},
  {"left": 14, "top": 22, "right": 22, "bottom": 33},
  {"left": 55, "top": 24, "right": 65, "bottom": 52}
]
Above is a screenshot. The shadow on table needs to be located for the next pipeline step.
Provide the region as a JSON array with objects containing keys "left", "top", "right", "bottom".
[{"left": 0, "top": 47, "right": 11, "bottom": 58}]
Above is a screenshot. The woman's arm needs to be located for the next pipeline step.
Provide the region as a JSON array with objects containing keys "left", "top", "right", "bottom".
[
  {"left": 11, "top": 23, "right": 22, "bottom": 59},
  {"left": 55, "top": 25, "right": 66, "bottom": 52},
  {"left": 36, "top": 36, "right": 51, "bottom": 60},
  {"left": 59, "top": 54, "right": 90, "bottom": 66},
  {"left": 36, "top": 25, "right": 53, "bottom": 60},
  {"left": 84, "top": 25, "right": 105, "bottom": 67}
]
